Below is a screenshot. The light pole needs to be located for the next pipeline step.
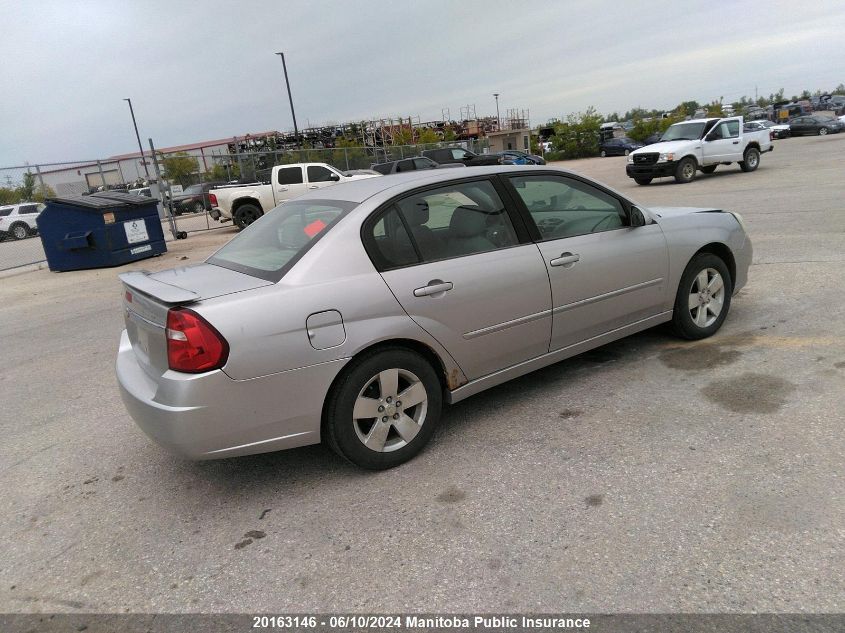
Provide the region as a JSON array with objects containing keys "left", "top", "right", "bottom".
[
  {"left": 123, "top": 98, "right": 150, "bottom": 180},
  {"left": 493, "top": 93, "right": 501, "bottom": 130},
  {"left": 275, "top": 52, "right": 300, "bottom": 149}
]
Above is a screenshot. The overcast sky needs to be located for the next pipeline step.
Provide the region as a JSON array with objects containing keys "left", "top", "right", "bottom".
[{"left": 2, "top": 0, "right": 844, "bottom": 166}]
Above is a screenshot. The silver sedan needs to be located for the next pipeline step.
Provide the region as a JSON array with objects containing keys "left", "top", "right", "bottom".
[{"left": 117, "top": 166, "right": 751, "bottom": 469}]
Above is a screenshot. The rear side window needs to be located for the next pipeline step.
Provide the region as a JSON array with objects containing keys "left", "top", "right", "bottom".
[
  {"left": 208, "top": 199, "right": 356, "bottom": 281},
  {"left": 367, "top": 207, "right": 419, "bottom": 270},
  {"left": 18, "top": 205, "right": 39, "bottom": 214},
  {"left": 277, "top": 167, "right": 303, "bottom": 185},
  {"left": 371, "top": 163, "right": 392, "bottom": 175},
  {"left": 307, "top": 165, "right": 336, "bottom": 182},
  {"left": 395, "top": 160, "right": 415, "bottom": 173},
  {"left": 365, "top": 179, "right": 519, "bottom": 268},
  {"left": 413, "top": 158, "right": 434, "bottom": 169}
]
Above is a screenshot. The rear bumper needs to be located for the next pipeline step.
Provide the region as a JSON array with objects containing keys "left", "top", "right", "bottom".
[
  {"left": 116, "top": 330, "right": 348, "bottom": 459},
  {"left": 626, "top": 161, "right": 677, "bottom": 179}
]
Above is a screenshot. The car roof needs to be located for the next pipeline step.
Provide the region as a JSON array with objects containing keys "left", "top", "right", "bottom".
[{"left": 294, "top": 165, "right": 599, "bottom": 204}]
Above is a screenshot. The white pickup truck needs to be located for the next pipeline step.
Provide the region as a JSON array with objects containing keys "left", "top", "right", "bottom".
[
  {"left": 209, "top": 163, "right": 379, "bottom": 228},
  {"left": 626, "top": 116, "right": 773, "bottom": 185}
]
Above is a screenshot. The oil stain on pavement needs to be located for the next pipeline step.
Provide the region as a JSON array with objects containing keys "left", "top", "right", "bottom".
[{"left": 701, "top": 372, "right": 796, "bottom": 414}]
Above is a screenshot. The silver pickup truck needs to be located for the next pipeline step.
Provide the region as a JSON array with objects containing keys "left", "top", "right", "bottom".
[{"left": 626, "top": 116, "right": 773, "bottom": 185}]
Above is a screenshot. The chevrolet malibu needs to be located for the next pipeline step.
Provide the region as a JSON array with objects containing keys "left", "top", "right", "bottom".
[{"left": 117, "top": 166, "right": 751, "bottom": 469}]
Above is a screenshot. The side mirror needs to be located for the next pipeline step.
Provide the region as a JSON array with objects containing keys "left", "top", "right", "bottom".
[
  {"left": 630, "top": 206, "right": 648, "bottom": 227},
  {"left": 330, "top": 173, "right": 340, "bottom": 181}
]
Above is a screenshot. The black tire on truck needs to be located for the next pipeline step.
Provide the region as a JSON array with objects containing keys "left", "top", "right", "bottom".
[
  {"left": 233, "top": 203, "right": 262, "bottom": 230},
  {"left": 674, "top": 157, "right": 697, "bottom": 183},
  {"left": 634, "top": 177, "right": 652, "bottom": 185},
  {"left": 739, "top": 147, "right": 760, "bottom": 172}
]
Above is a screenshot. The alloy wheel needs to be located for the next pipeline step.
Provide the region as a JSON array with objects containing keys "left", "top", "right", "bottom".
[
  {"left": 353, "top": 368, "right": 428, "bottom": 452},
  {"left": 688, "top": 268, "right": 725, "bottom": 328}
]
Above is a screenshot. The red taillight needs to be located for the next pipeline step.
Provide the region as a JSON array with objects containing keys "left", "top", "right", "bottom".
[
  {"left": 208, "top": 193, "right": 218, "bottom": 206},
  {"left": 166, "top": 308, "right": 229, "bottom": 373}
]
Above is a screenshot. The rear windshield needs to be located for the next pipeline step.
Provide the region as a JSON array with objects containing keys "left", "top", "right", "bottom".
[{"left": 207, "top": 199, "right": 356, "bottom": 282}]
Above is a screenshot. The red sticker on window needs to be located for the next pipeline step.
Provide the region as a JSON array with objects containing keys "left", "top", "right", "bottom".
[{"left": 303, "top": 219, "right": 327, "bottom": 237}]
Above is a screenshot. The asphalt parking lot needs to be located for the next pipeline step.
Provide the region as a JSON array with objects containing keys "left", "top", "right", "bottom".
[{"left": 1, "top": 134, "right": 843, "bottom": 614}]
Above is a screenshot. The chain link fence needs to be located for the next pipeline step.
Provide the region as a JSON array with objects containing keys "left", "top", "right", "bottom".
[{"left": 0, "top": 139, "right": 490, "bottom": 272}]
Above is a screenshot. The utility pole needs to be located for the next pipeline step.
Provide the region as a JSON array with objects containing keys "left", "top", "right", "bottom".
[
  {"left": 493, "top": 93, "right": 501, "bottom": 129},
  {"left": 124, "top": 98, "right": 151, "bottom": 179},
  {"left": 275, "top": 52, "right": 300, "bottom": 149}
]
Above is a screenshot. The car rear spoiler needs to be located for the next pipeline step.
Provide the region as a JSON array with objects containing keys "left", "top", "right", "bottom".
[{"left": 119, "top": 271, "right": 200, "bottom": 305}]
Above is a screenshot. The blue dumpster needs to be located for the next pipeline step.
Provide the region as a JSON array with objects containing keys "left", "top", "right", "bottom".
[{"left": 37, "top": 191, "right": 167, "bottom": 272}]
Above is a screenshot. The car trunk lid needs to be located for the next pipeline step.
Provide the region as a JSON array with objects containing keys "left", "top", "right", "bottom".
[{"left": 119, "top": 264, "right": 272, "bottom": 378}]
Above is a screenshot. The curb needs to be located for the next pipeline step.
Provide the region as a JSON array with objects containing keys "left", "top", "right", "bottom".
[{"left": 0, "top": 261, "right": 49, "bottom": 279}]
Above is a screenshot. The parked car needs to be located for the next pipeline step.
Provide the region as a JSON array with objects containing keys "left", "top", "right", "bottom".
[
  {"left": 770, "top": 123, "right": 791, "bottom": 139},
  {"left": 0, "top": 202, "right": 43, "bottom": 240},
  {"left": 626, "top": 116, "right": 773, "bottom": 184},
  {"left": 643, "top": 132, "right": 663, "bottom": 145},
  {"left": 117, "top": 165, "right": 752, "bottom": 469},
  {"left": 371, "top": 156, "right": 461, "bottom": 175},
  {"left": 208, "top": 163, "right": 380, "bottom": 229},
  {"left": 421, "top": 147, "right": 502, "bottom": 166},
  {"left": 172, "top": 182, "right": 227, "bottom": 215},
  {"left": 786, "top": 115, "right": 843, "bottom": 136},
  {"left": 495, "top": 150, "right": 546, "bottom": 165},
  {"left": 600, "top": 137, "right": 643, "bottom": 157}
]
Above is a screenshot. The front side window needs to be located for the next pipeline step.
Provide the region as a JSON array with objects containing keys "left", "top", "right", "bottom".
[
  {"left": 450, "top": 148, "right": 469, "bottom": 160},
  {"left": 277, "top": 167, "right": 303, "bottom": 185},
  {"left": 208, "top": 199, "right": 355, "bottom": 281},
  {"left": 413, "top": 158, "right": 435, "bottom": 169},
  {"left": 307, "top": 165, "right": 336, "bottom": 182},
  {"left": 509, "top": 175, "right": 625, "bottom": 240}
]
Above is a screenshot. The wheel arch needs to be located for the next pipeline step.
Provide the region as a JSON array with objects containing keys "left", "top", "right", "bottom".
[
  {"left": 745, "top": 141, "right": 761, "bottom": 152},
  {"left": 231, "top": 197, "right": 262, "bottom": 213},
  {"left": 319, "top": 337, "right": 456, "bottom": 440},
  {"left": 692, "top": 242, "right": 736, "bottom": 288}
]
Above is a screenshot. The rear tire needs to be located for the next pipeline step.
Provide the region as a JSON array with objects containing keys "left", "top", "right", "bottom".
[
  {"left": 233, "top": 204, "right": 262, "bottom": 230},
  {"left": 324, "top": 348, "right": 442, "bottom": 470},
  {"left": 634, "top": 177, "right": 653, "bottom": 185},
  {"left": 672, "top": 253, "right": 732, "bottom": 340},
  {"left": 818, "top": 127, "right": 828, "bottom": 136},
  {"left": 700, "top": 165, "right": 717, "bottom": 174},
  {"left": 674, "top": 157, "right": 697, "bottom": 183},
  {"left": 600, "top": 150, "right": 607, "bottom": 157},
  {"left": 739, "top": 147, "right": 760, "bottom": 172},
  {"left": 192, "top": 201, "right": 205, "bottom": 214}
]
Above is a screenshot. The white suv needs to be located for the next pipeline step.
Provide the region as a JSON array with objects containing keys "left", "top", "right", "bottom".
[{"left": 0, "top": 202, "right": 43, "bottom": 240}]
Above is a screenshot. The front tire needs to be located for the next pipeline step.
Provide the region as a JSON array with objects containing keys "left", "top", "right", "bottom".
[
  {"left": 192, "top": 201, "right": 205, "bottom": 214},
  {"left": 672, "top": 253, "right": 732, "bottom": 340},
  {"left": 233, "top": 204, "right": 262, "bottom": 229},
  {"left": 324, "top": 348, "right": 442, "bottom": 469},
  {"left": 634, "top": 177, "right": 653, "bottom": 185},
  {"left": 818, "top": 127, "right": 828, "bottom": 136},
  {"left": 600, "top": 150, "right": 607, "bottom": 157},
  {"left": 674, "top": 157, "right": 697, "bottom": 183},
  {"left": 739, "top": 147, "right": 760, "bottom": 172},
  {"left": 10, "top": 223, "right": 29, "bottom": 240}
]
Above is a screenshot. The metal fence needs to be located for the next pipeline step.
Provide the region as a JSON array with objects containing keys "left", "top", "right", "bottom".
[{"left": 0, "top": 139, "right": 490, "bottom": 272}]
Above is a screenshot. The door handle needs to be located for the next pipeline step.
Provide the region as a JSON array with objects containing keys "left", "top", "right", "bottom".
[
  {"left": 308, "top": 185, "right": 319, "bottom": 189},
  {"left": 732, "top": 140, "right": 739, "bottom": 144},
  {"left": 413, "top": 280, "right": 453, "bottom": 297},
  {"left": 549, "top": 252, "right": 580, "bottom": 267}
]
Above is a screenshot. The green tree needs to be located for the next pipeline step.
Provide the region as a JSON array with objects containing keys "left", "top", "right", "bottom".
[
  {"left": 160, "top": 152, "right": 200, "bottom": 186},
  {"left": 204, "top": 162, "right": 239, "bottom": 182},
  {"left": 0, "top": 187, "right": 18, "bottom": 204},
  {"left": 549, "top": 107, "right": 603, "bottom": 159},
  {"left": 417, "top": 128, "right": 440, "bottom": 144},
  {"left": 443, "top": 128, "right": 457, "bottom": 142}
]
